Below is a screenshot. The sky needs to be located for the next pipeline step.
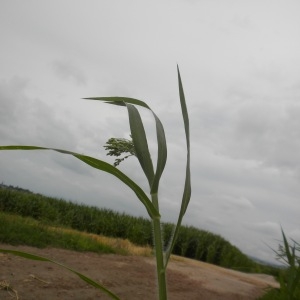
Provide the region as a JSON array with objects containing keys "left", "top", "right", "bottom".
[{"left": 1, "top": 0, "right": 300, "bottom": 265}]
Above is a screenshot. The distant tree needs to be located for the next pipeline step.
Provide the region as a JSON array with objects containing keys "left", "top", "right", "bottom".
[{"left": 103, "top": 135, "right": 136, "bottom": 166}]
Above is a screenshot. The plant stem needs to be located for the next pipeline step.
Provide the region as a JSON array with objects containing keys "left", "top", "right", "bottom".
[{"left": 151, "top": 193, "right": 167, "bottom": 300}]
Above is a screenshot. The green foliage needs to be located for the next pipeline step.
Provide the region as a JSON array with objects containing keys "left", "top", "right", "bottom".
[
  {"left": 259, "top": 229, "right": 300, "bottom": 300},
  {"left": 274, "top": 229, "right": 300, "bottom": 300},
  {"left": 0, "top": 185, "right": 277, "bottom": 275},
  {"left": 258, "top": 288, "right": 282, "bottom": 300},
  {"left": 0, "top": 211, "right": 114, "bottom": 253},
  {"left": 104, "top": 136, "right": 136, "bottom": 166}
]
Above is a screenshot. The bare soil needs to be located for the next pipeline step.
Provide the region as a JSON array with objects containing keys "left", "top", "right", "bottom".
[{"left": 0, "top": 244, "right": 278, "bottom": 300}]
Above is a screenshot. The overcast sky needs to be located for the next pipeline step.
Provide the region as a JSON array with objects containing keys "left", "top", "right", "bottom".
[{"left": 1, "top": 0, "right": 300, "bottom": 265}]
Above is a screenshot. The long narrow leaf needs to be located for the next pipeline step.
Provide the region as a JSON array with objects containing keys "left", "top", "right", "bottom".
[
  {"left": 84, "top": 97, "right": 167, "bottom": 194},
  {"left": 282, "top": 228, "right": 294, "bottom": 266},
  {"left": 165, "top": 66, "right": 191, "bottom": 266},
  {"left": 0, "top": 249, "right": 120, "bottom": 300},
  {"left": 126, "top": 103, "right": 154, "bottom": 187},
  {"left": 177, "top": 65, "right": 191, "bottom": 215},
  {"left": 150, "top": 113, "right": 167, "bottom": 194},
  {"left": 0, "top": 145, "right": 159, "bottom": 219},
  {"left": 84, "top": 97, "right": 150, "bottom": 109}
]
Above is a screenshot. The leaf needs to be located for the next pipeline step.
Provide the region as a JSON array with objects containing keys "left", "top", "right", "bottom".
[
  {"left": 165, "top": 66, "right": 191, "bottom": 266},
  {"left": 150, "top": 112, "right": 167, "bottom": 194},
  {"left": 177, "top": 65, "right": 191, "bottom": 215},
  {"left": 281, "top": 228, "right": 294, "bottom": 266},
  {"left": 84, "top": 96, "right": 167, "bottom": 194},
  {"left": 84, "top": 97, "right": 150, "bottom": 109},
  {"left": 0, "top": 145, "right": 159, "bottom": 219},
  {"left": 126, "top": 103, "right": 154, "bottom": 187},
  {"left": 0, "top": 249, "right": 120, "bottom": 300}
]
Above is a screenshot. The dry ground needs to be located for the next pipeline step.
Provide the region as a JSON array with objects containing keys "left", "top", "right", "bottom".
[{"left": 0, "top": 243, "right": 278, "bottom": 300}]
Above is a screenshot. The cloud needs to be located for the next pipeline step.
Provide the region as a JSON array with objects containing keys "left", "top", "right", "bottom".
[
  {"left": 247, "top": 221, "right": 281, "bottom": 236},
  {"left": 232, "top": 98, "right": 300, "bottom": 174},
  {"left": 220, "top": 195, "right": 254, "bottom": 211},
  {"left": 52, "top": 60, "right": 86, "bottom": 86},
  {"left": 0, "top": 77, "right": 34, "bottom": 144},
  {"left": 289, "top": 228, "right": 300, "bottom": 242},
  {"left": 0, "top": 76, "right": 80, "bottom": 150},
  {"left": 191, "top": 79, "right": 300, "bottom": 179}
]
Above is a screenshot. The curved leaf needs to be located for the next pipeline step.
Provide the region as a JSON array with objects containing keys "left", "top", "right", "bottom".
[
  {"left": 126, "top": 103, "right": 154, "bottom": 187},
  {"left": 150, "top": 112, "right": 167, "bottom": 194},
  {"left": 177, "top": 65, "right": 191, "bottom": 215},
  {"left": 84, "top": 97, "right": 150, "bottom": 109},
  {"left": 165, "top": 66, "right": 191, "bottom": 266},
  {"left": 0, "top": 145, "right": 159, "bottom": 219},
  {"left": 0, "top": 249, "right": 120, "bottom": 300}
]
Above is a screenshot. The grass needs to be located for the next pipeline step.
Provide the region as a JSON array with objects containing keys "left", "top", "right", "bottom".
[
  {"left": 258, "top": 229, "right": 300, "bottom": 300},
  {"left": 0, "top": 211, "right": 152, "bottom": 256}
]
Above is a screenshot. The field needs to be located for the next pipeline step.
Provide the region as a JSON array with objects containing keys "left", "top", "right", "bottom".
[{"left": 0, "top": 185, "right": 281, "bottom": 299}]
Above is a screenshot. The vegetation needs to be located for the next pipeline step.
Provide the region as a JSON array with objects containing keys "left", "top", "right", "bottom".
[
  {"left": 0, "top": 211, "right": 115, "bottom": 254},
  {"left": 259, "top": 229, "right": 300, "bottom": 300},
  {"left": 0, "top": 184, "right": 278, "bottom": 276},
  {"left": 104, "top": 135, "right": 136, "bottom": 166},
  {"left": 0, "top": 67, "right": 191, "bottom": 299}
]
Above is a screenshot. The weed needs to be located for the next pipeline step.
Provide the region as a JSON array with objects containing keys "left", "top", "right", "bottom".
[
  {"left": 259, "top": 228, "right": 300, "bottom": 300},
  {"left": 0, "top": 66, "right": 190, "bottom": 299}
]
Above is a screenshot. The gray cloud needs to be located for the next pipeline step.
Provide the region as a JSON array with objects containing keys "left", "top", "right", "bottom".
[
  {"left": 246, "top": 221, "right": 281, "bottom": 237},
  {"left": 52, "top": 60, "right": 86, "bottom": 86},
  {"left": 0, "top": 77, "right": 78, "bottom": 149}
]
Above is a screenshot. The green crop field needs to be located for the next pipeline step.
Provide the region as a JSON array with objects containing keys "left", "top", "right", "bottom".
[{"left": 0, "top": 184, "right": 278, "bottom": 277}]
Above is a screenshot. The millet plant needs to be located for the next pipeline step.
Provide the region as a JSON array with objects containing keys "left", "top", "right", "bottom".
[{"left": 0, "top": 66, "right": 191, "bottom": 300}]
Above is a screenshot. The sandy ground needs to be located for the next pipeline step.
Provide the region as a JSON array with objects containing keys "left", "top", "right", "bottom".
[{"left": 0, "top": 244, "right": 279, "bottom": 300}]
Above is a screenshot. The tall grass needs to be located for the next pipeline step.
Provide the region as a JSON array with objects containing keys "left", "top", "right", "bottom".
[{"left": 259, "top": 229, "right": 300, "bottom": 300}]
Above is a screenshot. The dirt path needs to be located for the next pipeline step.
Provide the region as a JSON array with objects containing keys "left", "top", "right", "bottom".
[{"left": 0, "top": 244, "right": 278, "bottom": 300}]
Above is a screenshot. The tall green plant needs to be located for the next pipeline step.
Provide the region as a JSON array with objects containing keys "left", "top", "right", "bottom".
[
  {"left": 0, "top": 66, "right": 191, "bottom": 300},
  {"left": 261, "top": 228, "right": 300, "bottom": 300},
  {"left": 274, "top": 229, "right": 300, "bottom": 300}
]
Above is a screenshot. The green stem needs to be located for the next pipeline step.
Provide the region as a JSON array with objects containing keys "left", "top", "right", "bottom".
[{"left": 151, "top": 193, "right": 167, "bottom": 300}]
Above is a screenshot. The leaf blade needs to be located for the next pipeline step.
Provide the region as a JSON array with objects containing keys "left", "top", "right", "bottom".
[
  {"left": 126, "top": 103, "right": 154, "bottom": 187},
  {"left": 165, "top": 66, "right": 191, "bottom": 266},
  {"left": 0, "top": 145, "right": 159, "bottom": 219},
  {"left": 150, "top": 112, "right": 167, "bottom": 194},
  {"left": 84, "top": 97, "right": 150, "bottom": 109}
]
